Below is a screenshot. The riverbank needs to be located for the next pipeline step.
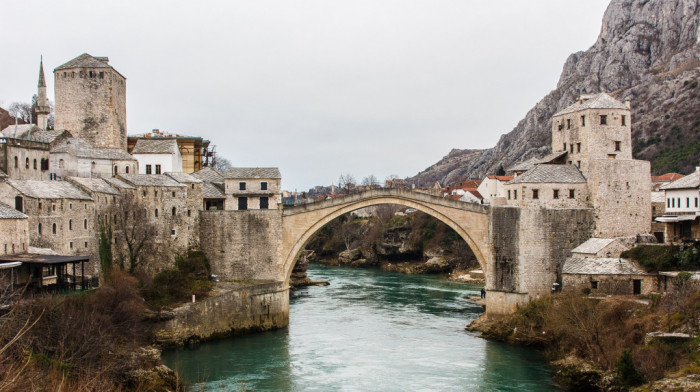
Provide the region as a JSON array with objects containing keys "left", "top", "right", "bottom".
[{"left": 467, "top": 291, "right": 700, "bottom": 391}]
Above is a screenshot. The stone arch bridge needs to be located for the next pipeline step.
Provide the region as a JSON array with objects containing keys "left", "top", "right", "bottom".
[{"left": 200, "top": 188, "right": 593, "bottom": 317}]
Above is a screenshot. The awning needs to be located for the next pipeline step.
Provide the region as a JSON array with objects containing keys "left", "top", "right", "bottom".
[
  {"left": 655, "top": 215, "right": 699, "bottom": 223},
  {"left": 0, "top": 262, "right": 22, "bottom": 269}
]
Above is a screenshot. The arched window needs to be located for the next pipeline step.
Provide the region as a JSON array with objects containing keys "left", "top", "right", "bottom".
[
  {"left": 38, "top": 223, "right": 42, "bottom": 234},
  {"left": 52, "top": 223, "right": 57, "bottom": 234},
  {"left": 14, "top": 156, "right": 18, "bottom": 168},
  {"left": 155, "top": 209, "right": 159, "bottom": 217},
  {"left": 83, "top": 219, "right": 87, "bottom": 229},
  {"left": 171, "top": 207, "right": 176, "bottom": 216},
  {"left": 114, "top": 165, "right": 118, "bottom": 175},
  {"left": 126, "top": 166, "right": 130, "bottom": 174},
  {"left": 25, "top": 158, "right": 29, "bottom": 169},
  {"left": 33, "top": 159, "right": 37, "bottom": 170}
]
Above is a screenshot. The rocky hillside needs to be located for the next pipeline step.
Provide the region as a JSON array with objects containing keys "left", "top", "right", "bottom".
[{"left": 411, "top": 0, "right": 700, "bottom": 187}]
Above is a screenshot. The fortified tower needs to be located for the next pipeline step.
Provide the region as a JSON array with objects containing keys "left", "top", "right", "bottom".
[
  {"left": 35, "top": 57, "right": 51, "bottom": 131},
  {"left": 53, "top": 53, "right": 127, "bottom": 150}
]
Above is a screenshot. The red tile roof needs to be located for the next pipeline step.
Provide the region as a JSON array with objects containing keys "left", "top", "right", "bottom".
[
  {"left": 651, "top": 173, "right": 684, "bottom": 182},
  {"left": 487, "top": 175, "right": 514, "bottom": 181}
]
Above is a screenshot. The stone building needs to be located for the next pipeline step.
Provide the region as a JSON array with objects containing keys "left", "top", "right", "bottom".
[
  {"left": 224, "top": 168, "right": 281, "bottom": 210},
  {"left": 192, "top": 167, "right": 226, "bottom": 210},
  {"left": 477, "top": 175, "right": 512, "bottom": 204},
  {"left": 504, "top": 165, "right": 589, "bottom": 208},
  {"left": 562, "top": 257, "right": 655, "bottom": 296},
  {"left": 50, "top": 137, "right": 137, "bottom": 178},
  {"left": 128, "top": 130, "right": 210, "bottom": 174},
  {"left": 54, "top": 53, "right": 127, "bottom": 150},
  {"left": 656, "top": 169, "right": 700, "bottom": 242},
  {"left": 0, "top": 179, "right": 95, "bottom": 263},
  {"left": 130, "top": 138, "right": 182, "bottom": 174},
  {"left": 0, "top": 201, "right": 28, "bottom": 255}
]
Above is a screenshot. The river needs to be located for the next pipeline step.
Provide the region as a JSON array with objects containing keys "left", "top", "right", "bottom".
[{"left": 162, "top": 264, "right": 561, "bottom": 391}]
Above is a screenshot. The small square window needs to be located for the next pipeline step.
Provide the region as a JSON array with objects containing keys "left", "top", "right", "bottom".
[
  {"left": 569, "top": 189, "right": 575, "bottom": 199},
  {"left": 532, "top": 189, "right": 539, "bottom": 199},
  {"left": 591, "top": 281, "right": 598, "bottom": 289},
  {"left": 600, "top": 115, "right": 607, "bottom": 125},
  {"left": 155, "top": 164, "right": 161, "bottom": 174},
  {"left": 172, "top": 191, "right": 176, "bottom": 197},
  {"left": 261, "top": 182, "right": 268, "bottom": 191},
  {"left": 553, "top": 189, "right": 560, "bottom": 199},
  {"left": 614, "top": 141, "right": 621, "bottom": 151},
  {"left": 146, "top": 165, "right": 152, "bottom": 174},
  {"left": 576, "top": 143, "right": 581, "bottom": 153},
  {"left": 239, "top": 182, "right": 246, "bottom": 191}
]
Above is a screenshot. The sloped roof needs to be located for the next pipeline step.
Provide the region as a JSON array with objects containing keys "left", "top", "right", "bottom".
[
  {"left": 7, "top": 179, "right": 92, "bottom": 200},
  {"left": 0, "top": 202, "right": 28, "bottom": 219},
  {"left": 166, "top": 172, "right": 202, "bottom": 184},
  {"left": 554, "top": 93, "right": 629, "bottom": 116},
  {"left": 486, "top": 175, "right": 514, "bottom": 181},
  {"left": 507, "top": 157, "right": 538, "bottom": 173},
  {"left": 563, "top": 257, "right": 647, "bottom": 275},
  {"left": 651, "top": 191, "right": 665, "bottom": 203},
  {"left": 192, "top": 167, "right": 224, "bottom": 184},
  {"left": 507, "top": 164, "right": 586, "bottom": 184},
  {"left": 0, "top": 169, "right": 6, "bottom": 179},
  {"left": 660, "top": 171, "right": 700, "bottom": 190},
  {"left": 224, "top": 167, "right": 281, "bottom": 179},
  {"left": 117, "top": 174, "right": 185, "bottom": 188},
  {"left": 102, "top": 177, "right": 135, "bottom": 190},
  {"left": 203, "top": 182, "right": 225, "bottom": 199},
  {"left": 131, "top": 138, "right": 179, "bottom": 154},
  {"left": 67, "top": 177, "right": 120, "bottom": 195},
  {"left": 55, "top": 53, "right": 111, "bottom": 70},
  {"left": 1, "top": 124, "right": 68, "bottom": 144},
  {"left": 535, "top": 151, "right": 568, "bottom": 164},
  {"left": 51, "top": 138, "right": 134, "bottom": 160},
  {"left": 652, "top": 173, "right": 684, "bottom": 182},
  {"left": 571, "top": 238, "right": 615, "bottom": 255}
]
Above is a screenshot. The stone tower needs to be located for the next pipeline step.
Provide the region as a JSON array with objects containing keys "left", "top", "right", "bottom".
[
  {"left": 53, "top": 53, "right": 127, "bottom": 150},
  {"left": 35, "top": 57, "right": 51, "bottom": 130}
]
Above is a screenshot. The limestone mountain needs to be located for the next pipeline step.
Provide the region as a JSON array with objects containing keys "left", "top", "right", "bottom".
[{"left": 410, "top": 0, "right": 700, "bottom": 187}]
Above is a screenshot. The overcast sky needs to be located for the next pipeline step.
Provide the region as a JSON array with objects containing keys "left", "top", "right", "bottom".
[{"left": 1, "top": 1, "right": 610, "bottom": 191}]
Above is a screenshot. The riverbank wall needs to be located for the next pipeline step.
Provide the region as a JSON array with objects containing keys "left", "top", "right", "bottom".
[{"left": 153, "top": 281, "right": 289, "bottom": 347}]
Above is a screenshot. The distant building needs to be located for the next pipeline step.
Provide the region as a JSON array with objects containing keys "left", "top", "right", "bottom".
[
  {"left": 128, "top": 129, "right": 211, "bottom": 174},
  {"left": 50, "top": 137, "right": 136, "bottom": 178},
  {"left": 477, "top": 175, "right": 512, "bottom": 204},
  {"left": 130, "top": 138, "right": 182, "bottom": 174},
  {"left": 656, "top": 169, "right": 700, "bottom": 242}
]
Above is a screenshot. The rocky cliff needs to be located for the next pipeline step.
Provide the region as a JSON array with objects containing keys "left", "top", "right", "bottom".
[{"left": 411, "top": 0, "right": 700, "bottom": 187}]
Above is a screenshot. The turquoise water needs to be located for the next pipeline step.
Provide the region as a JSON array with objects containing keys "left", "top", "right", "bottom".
[{"left": 163, "top": 264, "right": 560, "bottom": 391}]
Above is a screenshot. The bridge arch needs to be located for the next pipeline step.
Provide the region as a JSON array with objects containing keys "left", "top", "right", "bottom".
[{"left": 280, "top": 189, "right": 490, "bottom": 287}]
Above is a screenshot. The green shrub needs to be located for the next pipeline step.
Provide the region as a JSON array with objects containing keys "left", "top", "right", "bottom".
[
  {"left": 142, "top": 249, "right": 213, "bottom": 309},
  {"left": 616, "top": 349, "right": 644, "bottom": 387}
]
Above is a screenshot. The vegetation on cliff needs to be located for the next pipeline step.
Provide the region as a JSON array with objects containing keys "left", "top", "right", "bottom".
[
  {"left": 469, "top": 275, "right": 700, "bottom": 390},
  {"left": 621, "top": 244, "right": 700, "bottom": 272}
]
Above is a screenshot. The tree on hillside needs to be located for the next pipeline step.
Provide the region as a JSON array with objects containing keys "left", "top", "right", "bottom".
[
  {"left": 109, "top": 192, "right": 158, "bottom": 273},
  {"left": 338, "top": 173, "right": 356, "bottom": 194}
]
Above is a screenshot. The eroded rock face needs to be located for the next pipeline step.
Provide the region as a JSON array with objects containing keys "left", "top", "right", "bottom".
[{"left": 411, "top": 0, "right": 700, "bottom": 186}]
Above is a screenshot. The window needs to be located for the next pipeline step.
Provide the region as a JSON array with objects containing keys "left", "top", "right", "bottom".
[
  {"left": 696, "top": 198, "right": 698, "bottom": 208},
  {"left": 238, "top": 197, "right": 248, "bottom": 210},
  {"left": 566, "top": 119, "right": 571, "bottom": 130},
  {"left": 69, "top": 220, "right": 72, "bottom": 230},
  {"left": 38, "top": 201, "right": 42, "bottom": 209},
  {"left": 558, "top": 123, "right": 564, "bottom": 131},
  {"left": 577, "top": 161, "right": 581, "bottom": 167},
  {"left": 155, "top": 164, "right": 161, "bottom": 174},
  {"left": 563, "top": 143, "right": 567, "bottom": 151},
  {"left": 126, "top": 166, "right": 129, "bottom": 174},
  {"left": 580, "top": 115, "right": 585, "bottom": 126},
  {"left": 591, "top": 281, "right": 598, "bottom": 289},
  {"left": 600, "top": 115, "right": 607, "bottom": 125},
  {"left": 14, "top": 196, "right": 23, "bottom": 213},
  {"left": 260, "top": 197, "right": 269, "bottom": 209},
  {"left": 667, "top": 198, "right": 671, "bottom": 208},
  {"left": 52, "top": 223, "right": 57, "bottom": 234},
  {"left": 187, "top": 209, "right": 191, "bottom": 217},
  {"left": 172, "top": 207, "right": 177, "bottom": 216},
  {"left": 576, "top": 143, "right": 581, "bottom": 153},
  {"left": 508, "top": 190, "right": 511, "bottom": 200},
  {"left": 52, "top": 204, "right": 56, "bottom": 212},
  {"left": 239, "top": 182, "right": 246, "bottom": 191},
  {"left": 84, "top": 219, "right": 87, "bottom": 229},
  {"left": 25, "top": 158, "right": 29, "bottom": 169},
  {"left": 84, "top": 242, "right": 88, "bottom": 248},
  {"left": 172, "top": 191, "right": 176, "bottom": 197},
  {"left": 608, "top": 154, "right": 616, "bottom": 159},
  {"left": 614, "top": 141, "right": 621, "bottom": 151},
  {"left": 38, "top": 223, "right": 42, "bottom": 234},
  {"left": 621, "top": 115, "right": 626, "bottom": 126},
  {"left": 155, "top": 209, "right": 159, "bottom": 217},
  {"left": 33, "top": 159, "right": 37, "bottom": 170},
  {"left": 171, "top": 229, "right": 176, "bottom": 236},
  {"left": 570, "top": 144, "right": 574, "bottom": 153},
  {"left": 99, "top": 71, "right": 104, "bottom": 79},
  {"left": 687, "top": 198, "right": 690, "bottom": 208},
  {"left": 142, "top": 190, "right": 147, "bottom": 197},
  {"left": 146, "top": 164, "right": 152, "bottom": 174},
  {"left": 14, "top": 156, "right": 18, "bottom": 168},
  {"left": 70, "top": 242, "right": 73, "bottom": 249},
  {"left": 532, "top": 189, "right": 539, "bottom": 199},
  {"left": 261, "top": 182, "right": 268, "bottom": 191},
  {"left": 672, "top": 198, "right": 675, "bottom": 208},
  {"left": 678, "top": 198, "right": 681, "bottom": 208},
  {"left": 69, "top": 203, "right": 72, "bottom": 210},
  {"left": 514, "top": 190, "right": 518, "bottom": 200},
  {"left": 553, "top": 189, "right": 560, "bottom": 199},
  {"left": 114, "top": 165, "right": 118, "bottom": 175},
  {"left": 154, "top": 190, "right": 158, "bottom": 197},
  {"left": 569, "top": 189, "right": 575, "bottom": 199}
]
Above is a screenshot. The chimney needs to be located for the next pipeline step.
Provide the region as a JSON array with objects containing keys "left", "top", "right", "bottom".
[{"left": 624, "top": 100, "right": 631, "bottom": 109}]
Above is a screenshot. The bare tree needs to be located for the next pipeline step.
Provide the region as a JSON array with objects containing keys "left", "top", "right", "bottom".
[
  {"left": 7, "top": 101, "right": 33, "bottom": 124},
  {"left": 109, "top": 192, "right": 158, "bottom": 273},
  {"left": 338, "top": 173, "right": 356, "bottom": 194},
  {"left": 361, "top": 174, "right": 379, "bottom": 189},
  {"left": 212, "top": 156, "right": 233, "bottom": 172}
]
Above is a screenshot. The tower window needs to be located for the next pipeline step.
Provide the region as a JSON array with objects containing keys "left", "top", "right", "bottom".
[
  {"left": 52, "top": 223, "right": 57, "bottom": 234},
  {"left": 569, "top": 189, "right": 575, "bottom": 199},
  {"left": 553, "top": 189, "right": 560, "bottom": 199},
  {"left": 514, "top": 190, "right": 518, "bottom": 200},
  {"left": 84, "top": 219, "right": 87, "bottom": 229},
  {"left": 614, "top": 141, "right": 621, "bottom": 151},
  {"left": 260, "top": 197, "right": 269, "bottom": 209},
  {"left": 33, "top": 159, "right": 37, "bottom": 170},
  {"left": 563, "top": 143, "right": 567, "bottom": 151},
  {"left": 238, "top": 197, "right": 248, "bottom": 210},
  {"left": 570, "top": 144, "right": 574, "bottom": 153},
  {"left": 155, "top": 209, "right": 159, "bottom": 217},
  {"left": 261, "top": 182, "right": 268, "bottom": 191},
  {"left": 566, "top": 119, "right": 571, "bottom": 130},
  {"left": 172, "top": 207, "right": 177, "bottom": 216},
  {"left": 580, "top": 115, "right": 585, "bottom": 126},
  {"left": 38, "top": 223, "right": 42, "bottom": 234},
  {"left": 25, "top": 158, "right": 29, "bottom": 169},
  {"left": 600, "top": 115, "right": 607, "bottom": 125},
  {"left": 239, "top": 182, "right": 246, "bottom": 191},
  {"left": 621, "top": 115, "right": 626, "bottom": 126},
  {"left": 14, "top": 156, "right": 17, "bottom": 168},
  {"left": 532, "top": 189, "right": 539, "bottom": 199},
  {"left": 576, "top": 143, "right": 581, "bottom": 153}
]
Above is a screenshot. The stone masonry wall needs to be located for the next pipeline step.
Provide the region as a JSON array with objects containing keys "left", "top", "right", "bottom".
[
  {"left": 0, "top": 216, "right": 28, "bottom": 255},
  {"left": 1, "top": 144, "right": 50, "bottom": 181},
  {"left": 488, "top": 206, "right": 520, "bottom": 293},
  {"left": 153, "top": 281, "right": 289, "bottom": 347},
  {"left": 54, "top": 69, "right": 127, "bottom": 150},
  {"left": 200, "top": 209, "right": 283, "bottom": 281}
]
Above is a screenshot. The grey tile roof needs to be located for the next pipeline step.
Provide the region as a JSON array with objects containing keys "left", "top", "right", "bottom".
[
  {"left": 507, "top": 164, "right": 586, "bottom": 184},
  {"left": 131, "top": 139, "right": 178, "bottom": 154},
  {"left": 507, "top": 157, "right": 538, "bottom": 173},
  {"left": 67, "top": 177, "right": 120, "bottom": 195},
  {"left": 651, "top": 191, "right": 665, "bottom": 203},
  {"left": 554, "top": 93, "right": 629, "bottom": 116},
  {"left": 203, "top": 182, "right": 225, "bottom": 199},
  {"left": 224, "top": 167, "right": 281, "bottom": 179},
  {"left": 166, "top": 172, "right": 202, "bottom": 184},
  {"left": 535, "top": 151, "right": 567, "bottom": 164},
  {"left": 563, "top": 257, "right": 646, "bottom": 275},
  {"left": 51, "top": 138, "right": 134, "bottom": 160},
  {"left": 571, "top": 238, "right": 615, "bottom": 255},
  {"left": 192, "top": 167, "right": 224, "bottom": 184},
  {"left": 102, "top": 177, "right": 135, "bottom": 190},
  {"left": 1, "top": 125, "right": 68, "bottom": 144},
  {"left": 55, "top": 53, "right": 111, "bottom": 70},
  {"left": 117, "top": 174, "right": 185, "bottom": 188},
  {"left": 660, "top": 171, "right": 700, "bottom": 190},
  {"left": 7, "top": 179, "right": 92, "bottom": 200},
  {"left": 0, "top": 202, "right": 28, "bottom": 219}
]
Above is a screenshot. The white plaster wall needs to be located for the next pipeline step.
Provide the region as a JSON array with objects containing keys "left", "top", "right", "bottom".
[
  {"left": 134, "top": 153, "right": 181, "bottom": 174},
  {"left": 665, "top": 188, "right": 700, "bottom": 214}
]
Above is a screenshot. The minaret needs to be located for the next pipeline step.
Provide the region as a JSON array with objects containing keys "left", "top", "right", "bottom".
[{"left": 36, "top": 56, "right": 51, "bottom": 130}]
